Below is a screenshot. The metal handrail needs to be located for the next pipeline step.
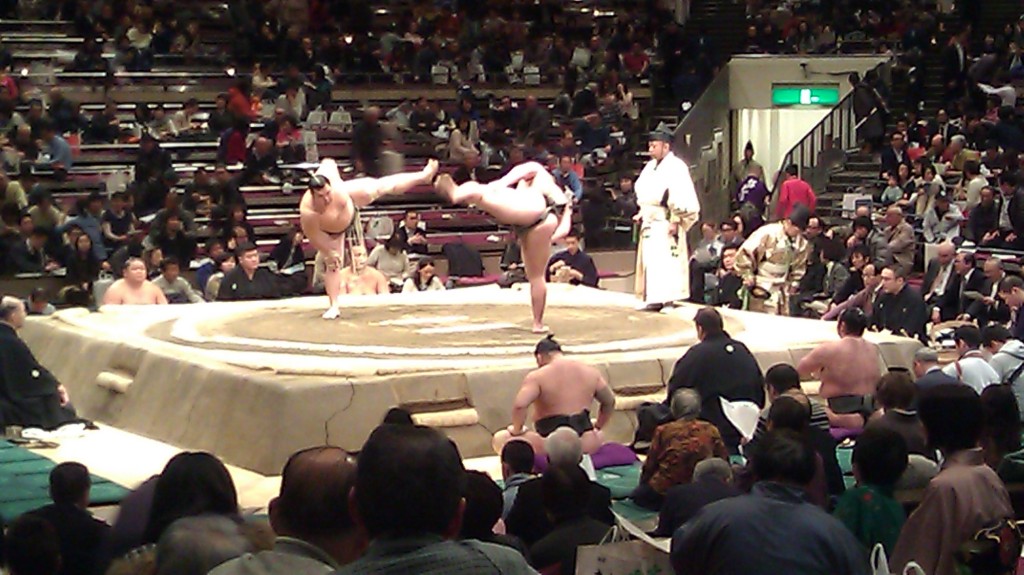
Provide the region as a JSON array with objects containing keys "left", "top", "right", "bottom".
[{"left": 768, "top": 60, "right": 890, "bottom": 208}]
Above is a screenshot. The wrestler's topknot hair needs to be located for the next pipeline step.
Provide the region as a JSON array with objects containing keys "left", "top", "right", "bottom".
[{"left": 535, "top": 334, "right": 562, "bottom": 355}]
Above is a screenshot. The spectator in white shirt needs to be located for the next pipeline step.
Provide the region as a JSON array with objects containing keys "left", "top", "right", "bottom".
[
  {"left": 922, "top": 191, "right": 964, "bottom": 243},
  {"left": 943, "top": 325, "right": 1000, "bottom": 393}
]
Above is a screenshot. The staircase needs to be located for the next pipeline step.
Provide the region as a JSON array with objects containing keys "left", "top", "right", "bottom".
[{"left": 816, "top": 153, "right": 880, "bottom": 226}]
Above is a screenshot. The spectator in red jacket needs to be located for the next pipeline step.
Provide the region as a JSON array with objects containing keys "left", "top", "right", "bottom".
[{"left": 776, "top": 164, "right": 817, "bottom": 220}]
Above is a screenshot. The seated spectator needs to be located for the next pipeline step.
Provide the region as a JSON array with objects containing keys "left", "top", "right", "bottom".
[
  {"left": 146, "top": 104, "right": 178, "bottom": 141},
  {"left": 274, "top": 115, "right": 305, "bottom": 164},
  {"left": 883, "top": 206, "right": 915, "bottom": 276},
  {"left": 64, "top": 233, "right": 102, "bottom": 297},
  {"left": 101, "top": 192, "right": 138, "bottom": 255},
  {"left": 208, "top": 94, "right": 232, "bottom": 136},
  {"left": 26, "top": 288, "right": 55, "bottom": 316},
  {"left": 7, "top": 228, "right": 59, "bottom": 274},
  {"left": 506, "top": 428, "right": 614, "bottom": 547},
  {"left": 979, "top": 384, "right": 1022, "bottom": 477},
  {"left": 84, "top": 100, "right": 121, "bottom": 144},
  {"left": 529, "top": 466, "right": 611, "bottom": 575},
  {"left": 631, "top": 388, "right": 728, "bottom": 511},
  {"left": 28, "top": 462, "right": 110, "bottom": 575},
  {"left": 36, "top": 121, "right": 73, "bottom": 172},
  {"left": 154, "top": 516, "right": 256, "bottom": 575},
  {"left": 240, "top": 137, "right": 279, "bottom": 186},
  {"left": 402, "top": 257, "right": 445, "bottom": 293},
  {"left": 448, "top": 115, "right": 479, "bottom": 164},
  {"left": 749, "top": 364, "right": 830, "bottom": 448},
  {"left": 867, "top": 371, "right": 930, "bottom": 457},
  {"left": 28, "top": 194, "right": 65, "bottom": 232},
  {"left": 210, "top": 446, "right": 363, "bottom": 574},
  {"left": 334, "top": 244, "right": 389, "bottom": 296},
  {"left": 367, "top": 235, "right": 411, "bottom": 292},
  {"left": 651, "top": 458, "right": 740, "bottom": 537},
  {"left": 500, "top": 440, "right": 535, "bottom": 520},
  {"left": 922, "top": 192, "right": 965, "bottom": 244},
  {"left": 574, "top": 113, "right": 612, "bottom": 167},
  {"left": 147, "top": 212, "right": 196, "bottom": 266},
  {"left": 551, "top": 155, "right": 583, "bottom": 203},
  {"left": 665, "top": 307, "right": 765, "bottom": 454},
  {"left": 767, "top": 395, "right": 845, "bottom": 508},
  {"left": 63, "top": 193, "right": 108, "bottom": 262},
  {"left": 269, "top": 227, "right": 309, "bottom": 297},
  {"left": 218, "top": 243, "right": 281, "bottom": 302},
  {"left": 102, "top": 258, "right": 168, "bottom": 306},
  {"left": 711, "top": 245, "right": 743, "bottom": 308},
  {"left": 0, "top": 297, "right": 77, "bottom": 429},
  {"left": 394, "top": 211, "right": 428, "bottom": 255},
  {"left": 134, "top": 133, "right": 172, "bottom": 188},
  {"left": 671, "top": 431, "right": 868, "bottom": 574},
  {"left": 460, "top": 471, "right": 528, "bottom": 558},
  {"left": 143, "top": 246, "right": 164, "bottom": 279},
  {"left": 970, "top": 186, "right": 1001, "bottom": 246},
  {"left": 0, "top": 168, "right": 26, "bottom": 209},
  {"left": 941, "top": 325, "right": 1000, "bottom": 393},
  {"left": 846, "top": 216, "right": 891, "bottom": 270},
  {"left": 452, "top": 151, "right": 487, "bottom": 184},
  {"left": 205, "top": 254, "right": 235, "bottom": 302},
  {"left": 409, "top": 97, "right": 440, "bottom": 135},
  {"left": 872, "top": 266, "right": 928, "bottom": 342},
  {"left": 170, "top": 99, "right": 201, "bottom": 136},
  {"left": 5, "top": 514, "right": 61, "bottom": 575},
  {"left": 152, "top": 257, "right": 204, "bottom": 304},
  {"left": 274, "top": 83, "right": 306, "bottom": 122},
  {"left": 336, "top": 425, "right": 535, "bottom": 574},
  {"left": 957, "top": 160, "right": 987, "bottom": 210},
  {"left": 833, "top": 427, "right": 909, "bottom": 554},
  {"left": 890, "top": 385, "right": 1014, "bottom": 575},
  {"left": 545, "top": 230, "right": 598, "bottom": 288}
]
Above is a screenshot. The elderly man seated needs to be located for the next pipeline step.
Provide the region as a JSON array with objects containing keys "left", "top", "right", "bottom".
[
  {"left": 631, "top": 388, "right": 729, "bottom": 511},
  {"left": 0, "top": 297, "right": 78, "bottom": 429},
  {"left": 493, "top": 336, "right": 616, "bottom": 457}
]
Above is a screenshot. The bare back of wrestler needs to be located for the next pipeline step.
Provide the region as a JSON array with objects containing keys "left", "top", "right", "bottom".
[
  {"left": 493, "top": 353, "right": 616, "bottom": 456},
  {"left": 300, "top": 158, "right": 437, "bottom": 319},
  {"left": 435, "top": 162, "right": 573, "bottom": 332},
  {"left": 798, "top": 333, "right": 882, "bottom": 428}
]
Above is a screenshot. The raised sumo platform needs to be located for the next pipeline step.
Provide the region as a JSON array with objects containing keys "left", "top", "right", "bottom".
[{"left": 21, "top": 285, "right": 920, "bottom": 475}]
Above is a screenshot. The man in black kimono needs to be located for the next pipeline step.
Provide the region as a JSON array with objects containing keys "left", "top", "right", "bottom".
[
  {"left": 217, "top": 243, "right": 282, "bottom": 301},
  {"left": 0, "top": 297, "right": 77, "bottom": 429},
  {"left": 872, "top": 265, "right": 928, "bottom": 343},
  {"left": 666, "top": 307, "right": 765, "bottom": 453}
]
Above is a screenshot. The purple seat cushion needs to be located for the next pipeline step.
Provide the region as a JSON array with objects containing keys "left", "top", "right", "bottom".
[
  {"left": 830, "top": 427, "right": 862, "bottom": 442},
  {"left": 532, "top": 442, "right": 639, "bottom": 473}
]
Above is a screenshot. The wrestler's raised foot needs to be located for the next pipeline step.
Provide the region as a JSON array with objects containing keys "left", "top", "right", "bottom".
[
  {"left": 321, "top": 306, "right": 341, "bottom": 320},
  {"left": 423, "top": 158, "right": 440, "bottom": 184},
  {"left": 435, "top": 173, "right": 457, "bottom": 202}
]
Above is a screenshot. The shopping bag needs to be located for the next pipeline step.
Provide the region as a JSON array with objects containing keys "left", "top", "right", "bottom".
[
  {"left": 871, "top": 543, "right": 926, "bottom": 575},
  {"left": 575, "top": 529, "right": 671, "bottom": 575}
]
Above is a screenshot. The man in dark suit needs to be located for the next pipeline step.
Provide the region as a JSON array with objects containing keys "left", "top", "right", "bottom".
[
  {"left": 6, "top": 228, "right": 57, "bottom": 274},
  {"left": 879, "top": 132, "right": 911, "bottom": 178},
  {"left": 28, "top": 462, "right": 110, "bottom": 575},
  {"left": 873, "top": 266, "right": 928, "bottom": 342},
  {"left": 927, "top": 109, "right": 960, "bottom": 142},
  {"left": 393, "top": 210, "right": 428, "bottom": 255},
  {"left": 944, "top": 251, "right": 986, "bottom": 321},
  {"left": 997, "top": 172, "right": 1024, "bottom": 250},
  {"left": 652, "top": 458, "right": 740, "bottom": 537},
  {"left": 941, "top": 29, "right": 969, "bottom": 107},
  {"left": 922, "top": 243, "right": 958, "bottom": 322},
  {"left": 912, "top": 347, "right": 958, "bottom": 390},
  {"left": 965, "top": 257, "right": 1011, "bottom": 326},
  {"left": 505, "top": 428, "right": 614, "bottom": 547}
]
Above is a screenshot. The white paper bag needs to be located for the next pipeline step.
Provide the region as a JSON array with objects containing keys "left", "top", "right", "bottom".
[{"left": 575, "top": 538, "right": 671, "bottom": 575}]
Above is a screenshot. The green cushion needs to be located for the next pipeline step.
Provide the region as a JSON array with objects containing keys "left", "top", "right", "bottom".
[
  {"left": 611, "top": 499, "right": 658, "bottom": 523},
  {"left": 0, "top": 440, "right": 129, "bottom": 524},
  {"left": 596, "top": 464, "right": 643, "bottom": 500}
]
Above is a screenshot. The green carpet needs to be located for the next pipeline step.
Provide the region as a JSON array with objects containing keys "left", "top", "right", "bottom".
[{"left": 0, "top": 441, "right": 129, "bottom": 523}]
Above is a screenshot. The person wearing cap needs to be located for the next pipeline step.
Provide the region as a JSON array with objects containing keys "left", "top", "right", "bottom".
[
  {"left": 922, "top": 190, "right": 964, "bottom": 244},
  {"left": 633, "top": 123, "right": 700, "bottom": 310},
  {"left": 733, "top": 204, "right": 811, "bottom": 315},
  {"left": 299, "top": 158, "right": 438, "bottom": 320},
  {"left": 731, "top": 141, "right": 763, "bottom": 187},
  {"left": 798, "top": 308, "right": 883, "bottom": 429},
  {"left": 491, "top": 335, "right": 616, "bottom": 458}
]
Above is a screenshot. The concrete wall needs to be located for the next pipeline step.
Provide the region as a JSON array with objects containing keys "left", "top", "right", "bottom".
[{"left": 727, "top": 55, "right": 888, "bottom": 109}]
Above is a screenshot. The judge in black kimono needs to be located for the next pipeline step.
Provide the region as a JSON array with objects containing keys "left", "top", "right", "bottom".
[{"left": 0, "top": 297, "right": 77, "bottom": 429}]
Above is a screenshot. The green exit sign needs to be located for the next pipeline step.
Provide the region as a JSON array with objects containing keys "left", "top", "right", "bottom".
[{"left": 772, "top": 85, "right": 840, "bottom": 107}]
